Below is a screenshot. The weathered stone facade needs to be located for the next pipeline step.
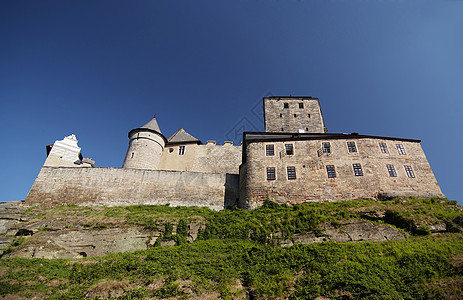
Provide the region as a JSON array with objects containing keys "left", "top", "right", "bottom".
[
  {"left": 26, "top": 167, "right": 238, "bottom": 210},
  {"left": 159, "top": 142, "right": 241, "bottom": 174},
  {"left": 264, "top": 96, "right": 325, "bottom": 133},
  {"left": 240, "top": 133, "right": 444, "bottom": 209}
]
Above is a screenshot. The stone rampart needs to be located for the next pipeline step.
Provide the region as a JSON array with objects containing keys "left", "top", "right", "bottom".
[{"left": 26, "top": 167, "right": 239, "bottom": 210}]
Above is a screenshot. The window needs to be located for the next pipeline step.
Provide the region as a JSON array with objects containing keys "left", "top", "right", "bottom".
[
  {"left": 279, "top": 113, "right": 282, "bottom": 118},
  {"left": 353, "top": 163, "right": 363, "bottom": 176},
  {"left": 404, "top": 165, "right": 415, "bottom": 178},
  {"left": 131, "top": 152, "right": 134, "bottom": 158},
  {"left": 322, "top": 142, "right": 331, "bottom": 153},
  {"left": 386, "top": 164, "right": 397, "bottom": 177},
  {"left": 299, "top": 103, "right": 304, "bottom": 109},
  {"left": 379, "top": 142, "right": 388, "bottom": 153},
  {"left": 267, "top": 167, "right": 276, "bottom": 181},
  {"left": 179, "top": 146, "right": 185, "bottom": 155},
  {"left": 347, "top": 141, "right": 357, "bottom": 153},
  {"left": 294, "top": 114, "right": 297, "bottom": 118},
  {"left": 326, "top": 165, "right": 336, "bottom": 178},
  {"left": 308, "top": 114, "right": 311, "bottom": 118},
  {"left": 396, "top": 144, "right": 406, "bottom": 155},
  {"left": 285, "top": 144, "right": 294, "bottom": 155},
  {"left": 281, "top": 128, "right": 284, "bottom": 131},
  {"left": 284, "top": 103, "right": 289, "bottom": 108},
  {"left": 266, "top": 144, "right": 274, "bottom": 156},
  {"left": 287, "top": 166, "right": 296, "bottom": 180}
]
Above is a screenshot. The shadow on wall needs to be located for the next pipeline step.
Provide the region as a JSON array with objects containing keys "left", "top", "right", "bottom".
[{"left": 224, "top": 173, "right": 240, "bottom": 208}]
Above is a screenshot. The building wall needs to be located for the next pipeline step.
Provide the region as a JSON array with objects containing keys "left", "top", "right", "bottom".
[
  {"left": 122, "top": 131, "right": 165, "bottom": 170},
  {"left": 159, "top": 142, "right": 242, "bottom": 174},
  {"left": 242, "top": 138, "right": 444, "bottom": 209},
  {"left": 264, "top": 97, "right": 325, "bottom": 133},
  {"left": 25, "top": 167, "right": 239, "bottom": 210}
]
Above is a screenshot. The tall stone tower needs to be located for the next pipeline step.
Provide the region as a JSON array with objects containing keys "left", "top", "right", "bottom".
[
  {"left": 122, "top": 116, "right": 167, "bottom": 170},
  {"left": 263, "top": 96, "right": 326, "bottom": 133}
]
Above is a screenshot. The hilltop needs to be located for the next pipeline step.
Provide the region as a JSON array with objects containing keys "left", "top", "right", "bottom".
[{"left": 1, "top": 198, "right": 462, "bottom": 299}]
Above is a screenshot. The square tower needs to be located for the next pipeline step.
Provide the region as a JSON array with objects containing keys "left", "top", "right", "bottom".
[{"left": 263, "top": 96, "right": 326, "bottom": 133}]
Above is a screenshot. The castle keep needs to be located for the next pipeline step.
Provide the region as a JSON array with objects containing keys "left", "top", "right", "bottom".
[{"left": 25, "top": 96, "right": 445, "bottom": 209}]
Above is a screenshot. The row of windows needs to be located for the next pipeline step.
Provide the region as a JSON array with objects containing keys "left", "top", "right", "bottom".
[
  {"left": 283, "top": 103, "right": 306, "bottom": 109},
  {"left": 279, "top": 113, "right": 311, "bottom": 118},
  {"left": 266, "top": 164, "right": 415, "bottom": 180},
  {"left": 265, "top": 142, "right": 407, "bottom": 156}
]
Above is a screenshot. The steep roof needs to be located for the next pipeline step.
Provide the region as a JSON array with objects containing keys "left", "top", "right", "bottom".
[
  {"left": 167, "top": 128, "right": 202, "bottom": 145},
  {"left": 140, "top": 116, "right": 162, "bottom": 134}
]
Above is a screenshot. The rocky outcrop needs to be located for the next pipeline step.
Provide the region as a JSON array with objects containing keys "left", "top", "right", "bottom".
[{"left": 281, "top": 219, "right": 408, "bottom": 246}]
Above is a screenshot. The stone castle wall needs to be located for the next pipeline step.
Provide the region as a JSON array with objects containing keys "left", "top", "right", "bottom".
[
  {"left": 264, "top": 97, "right": 325, "bottom": 133},
  {"left": 242, "top": 138, "right": 444, "bottom": 209},
  {"left": 159, "top": 142, "right": 241, "bottom": 174},
  {"left": 26, "top": 167, "right": 239, "bottom": 210}
]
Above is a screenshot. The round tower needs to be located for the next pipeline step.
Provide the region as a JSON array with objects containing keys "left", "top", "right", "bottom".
[{"left": 122, "top": 116, "right": 167, "bottom": 170}]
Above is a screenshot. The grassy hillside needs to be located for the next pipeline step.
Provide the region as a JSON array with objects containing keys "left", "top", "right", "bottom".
[{"left": 1, "top": 198, "right": 463, "bottom": 299}]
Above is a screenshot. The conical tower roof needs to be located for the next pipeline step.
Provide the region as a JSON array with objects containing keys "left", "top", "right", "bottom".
[
  {"left": 167, "top": 128, "right": 202, "bottom": 145},
  {"left": 140, "top": 116, "right": 162, "bottom": 134}
]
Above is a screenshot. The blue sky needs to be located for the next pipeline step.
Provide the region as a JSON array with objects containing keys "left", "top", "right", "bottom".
[{"left": 1, "top": 1, "right": 462, "bottom": 204}]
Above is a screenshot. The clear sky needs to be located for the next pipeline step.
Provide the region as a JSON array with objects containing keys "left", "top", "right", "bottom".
[{"left": 1, "top": 1, "right": 462, "bottom": 204}]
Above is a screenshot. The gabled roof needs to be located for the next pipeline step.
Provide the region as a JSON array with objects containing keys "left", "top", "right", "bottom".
[
  {"left": 140, "top": 116, "right": 162, "bottom": 134},
  {"left": 167, "top": 128, "right": 202, "bottom": 145}
]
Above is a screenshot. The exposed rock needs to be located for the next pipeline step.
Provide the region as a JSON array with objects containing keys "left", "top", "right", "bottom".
[
  {"left": 429, "top": 223, "right": 447, "bottom": 233},
  {"left": 283, "top": 219, "right": 407, "bottom": 245}
]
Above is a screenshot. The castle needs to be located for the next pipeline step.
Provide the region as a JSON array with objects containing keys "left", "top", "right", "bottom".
[{"left": 25, "top": 96, "right": 445, "bottom": 209}]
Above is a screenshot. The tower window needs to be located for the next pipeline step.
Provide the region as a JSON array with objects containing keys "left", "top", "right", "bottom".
[
  {"left": 353, "top": 163, "right": 363, "bottom": 176},
  {"left": 347, "top": 141, "right": 357, "bottom": 153},
  {"left": 386, "top": 164, "right": 397, "bottom": 177},
  {"left": 285, "top": 144, "right": 294, "bottom": 155},
  {"left": 281, "top": 128, "right": 284, "bottom": 131},
  {"left": 379, "top": 142, "right": 388, "bottom": 153},
  {"left": 404, "top": 165, "right": 415, "bottom": 178},
  {"left": 179, "top": 146, "right": 185, "bottom": 155},
  {"left": 284, "top": 103, "right": 289, "bottom": 108},
  {"left": 266, "top": 144, "right": 275, "bottom": 156},
  {"left": 287, "top": 166, "right": 296, "bottom": 180},
  {"left": 326, "top": 165, "right": 336, "bottom": 178},
  {"left": 267, "top": 167, "right": 276, "bottom": 181},
  {"left": 280, "top": 114, "right": 282, "bottom": 118},
  {"left": 299, "top": 103, "right": 304, "bottom": 109},
  {"left": 294, "top": 114, "right": 297, "bottom": 118},
  {"left": 131, "top": 152, "right": 134, "bottom": 158},
  {"left": 308, "top": 114, "right": 311, "bottom": 118},
  {"left": 396, "top": 144, "right": 406, "bottom": 155},
  {"left": 322, "top": 142, "right": 331, "bottom": 153}
]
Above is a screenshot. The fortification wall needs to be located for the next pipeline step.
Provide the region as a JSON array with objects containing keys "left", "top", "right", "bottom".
[
  {"left": 159, "top": 142, "right": 241, "bottom": 174},
  {"left": 26, "top": 167, "right": 239, "bottom": 210},
  {"left": 243, "top": 138, "right": 444, "bottom": 209}
]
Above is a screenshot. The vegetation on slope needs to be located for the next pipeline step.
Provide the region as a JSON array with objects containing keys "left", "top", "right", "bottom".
[{"left": 1, "top": 198, "right": 462, "bottom": 299}]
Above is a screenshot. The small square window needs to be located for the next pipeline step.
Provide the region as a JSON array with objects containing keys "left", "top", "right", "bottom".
[
  {"left": 326, "top": 165, "right": 336, "bottom": 178},
  {"left": 386, "top": 164, "right": 397, "bottom": 177},
  {"left": 397, "top": 144, "right": 406, "bottom": 155},
  {"left": 287, "top": 166, "right": 296, "bottom": 180},
  {"left": 284, "top": 103, "right": 289, "bottom": 108},
  {"left": 322, "top": 142, "right": 331, "bottom": 153},
  {"left": 299, "top": 103, "right": 304, "bottom": 109},
  {"left": 404, "top": 165, "right": 415, "bottom": 178},
  {"left": 285, "top": 144, "right": 294, "bottom": 155},
  {"left": 353, "top": 163, "right": 363, "bottom": 176},
  {"left": 267, "top": 167, "right": 276, "bottom": 181},
  {"left": 266, "top": 144, "right": 274, "bottom": 156},
  {"left": 347, "top": 141, "right": 357, "bottom": 153},
  {"left": 179, "top": 146, "right": 185, "bottom": 155},
  {"left": 379, "top": 142, "right": 388, "bottom": 153}
]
